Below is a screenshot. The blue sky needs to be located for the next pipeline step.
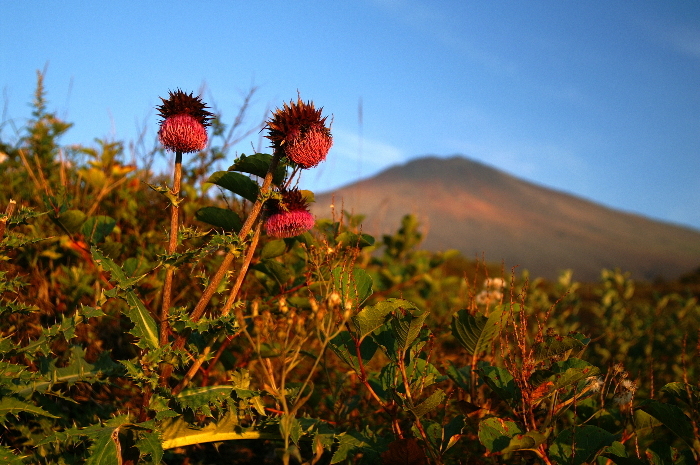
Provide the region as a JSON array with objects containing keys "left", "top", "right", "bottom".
[{"left": 2, "top": 1, "right": 699, "bottom": 230}]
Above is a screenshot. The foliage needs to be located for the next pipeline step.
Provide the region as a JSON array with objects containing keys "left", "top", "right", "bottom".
[{"left": 0, "top": 72, "right": 698, "bottom": 464}]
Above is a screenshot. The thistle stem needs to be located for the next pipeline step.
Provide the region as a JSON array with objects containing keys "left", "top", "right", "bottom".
[{"left": 160, "top": 150, "right": 183, "bottom": 347}]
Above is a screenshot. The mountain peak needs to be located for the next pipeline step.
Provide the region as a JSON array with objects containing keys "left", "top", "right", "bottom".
[{"left": 312, "top": 155, "right": 700, "bottom": 281}]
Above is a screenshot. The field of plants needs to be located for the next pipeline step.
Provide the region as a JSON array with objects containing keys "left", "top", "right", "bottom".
[{"left": 0, "top": 73, "right": 699, "bottom": 464}]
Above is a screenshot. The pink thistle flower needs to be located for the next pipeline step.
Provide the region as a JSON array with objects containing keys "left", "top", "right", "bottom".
[
  {"left": 265, "top": 98, "right": 332, "bottom": 169},
  {"left": 156, "top": 89, "right": 213, "bottom": 153},
  {"left": 158, "top": 113, "right": 208, "bottom": 153},
  {"left": 265, "top": 189, "right": 315, "bottom": 238}
]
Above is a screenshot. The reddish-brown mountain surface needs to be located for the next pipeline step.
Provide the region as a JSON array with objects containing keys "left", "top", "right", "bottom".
[{"left": 312, "top": 156, "right": 700, "bottom": 281}]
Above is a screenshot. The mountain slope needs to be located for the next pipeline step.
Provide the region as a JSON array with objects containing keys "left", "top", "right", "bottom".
[{"left": 311, "top": 155, "right": 700, "bottom": 281}]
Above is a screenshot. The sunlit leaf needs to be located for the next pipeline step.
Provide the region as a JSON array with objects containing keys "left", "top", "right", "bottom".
[
  {"left": 195, "top": 206, "right": 242, "bottom": 232},
  {"left": 207, "top": 171, "right": 259, "bottom": 202},
  {"left": 451, "top": 305, "right": 505, "bottom": 357}
]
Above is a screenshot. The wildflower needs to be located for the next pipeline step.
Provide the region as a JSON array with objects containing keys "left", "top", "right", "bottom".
[
  {"left": 264, "top": 188, "right": 315, "bottom": 238},
  {"left": 587, "top": 376, "right": 604, "bottom": 393},
  {"left": 265, "top": 98, "right": 332, "bottom": 168},
  {"left": 156, "top": 89, "right": 213, "bottom": 153}
]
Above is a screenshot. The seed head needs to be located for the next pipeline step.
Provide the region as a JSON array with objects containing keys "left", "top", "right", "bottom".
[
  {"left": 156, "top": 89, "right": 214, "bottom": 153},
  {"left": 265, "top": 188, "right": 315, "bottom": 238},
  {"left": 265, "top": 98, "right": 332, "bottom": 168}
]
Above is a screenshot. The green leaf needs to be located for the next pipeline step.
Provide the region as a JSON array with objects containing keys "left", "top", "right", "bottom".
[
  {"left": 477, "top": 363, "right": 521, "bottom": 405},
  {"left": 478, "top": 417, "right": 524, "bottom": 452},
  {"left": 0, "top": 397, "right": 59, "bottom": 420},
  {"left": 175, "top": 385, "right": 234, "bottom": 415},
  {"left": 411, "top": 389, "right": 446, "bottom": 418},
  {"left": 260, "top": 239, "right": 287, "bottom": 259},
  {"left": 451, "top": 305, "right": 505, "bottom": 357},
  {"left": 390, "top": 306, "right": 429, "bottom": 354},
  {"left": 352, "top": 299, "right": 409, "bottom": 341},
  {"left": 638, "top": 399, "right": 696, "bottom": 449},
  {"left": 530, "top": 358, "right": 600, "bottom": 394},
  {"left": 601, "top": 441, "right": 647, "bottom": 465},
  {"left": 336, "top": 231, "right": 375, "bottom": 249},
  {"left": 195, "top": 206, "right": 242, "bottom": 232},
  {"left": 549, "top": 425, "right": 615, "bottom": 465},
  {"left": 0, "top": 446, "right": 24, "bottom": 465},
  {"left": 329, "top": 331, "right": 378, "bottom": 372},
  {"left": 207, "top": 171, "right": 260, "bottom": 202},
  {"left": 124, "top": 291, "right": 160, "bottom": 350},
  {"left": 533, "top": 333, "right": 586, "bottom": 362},
  {"left": 82, "top": 215, "right": 116, "bottom": 244},
  {"left": 254, "top": 259, "right": 291, "bottom": 286},
  {"left": 57, "top": 209, "right": 87, "bottom": 232},
  {"left": 227, "top": 153, "right": 287, "bottom": 186},
  {"left": 135, "top": 431, "right": 163, "bottom": 464},
  {"left": 332, "top": 267, "right": 374, "bottom": 311},
  {"left": 85, "top": 428, "right": 121, "bottom": 465}
]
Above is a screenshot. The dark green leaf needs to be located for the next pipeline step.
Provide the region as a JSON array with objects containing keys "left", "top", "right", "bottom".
[
  {"left": 550, "top": 425, "right": 615, "bottom": 465},
  {"left": 260, "top": 239, "right": 287, "bottom": 259},
  {"left": 329, "top": 331, "right": 378, "bottom": 372},
  {"left": 332, "top": 267, "right": 374, "bottom": 311},
  {"left": 639, "top": 399, "right": 695, "bottom": 449},
  {"left": 477, "top": 363, "right": 521, "bottom": 404},
  {"left": 57, "top": 209, "right": 86, "bottom": 232},
  {"left": 207, "top": 171, "right": 260, "bottom": 202},
  {"left": 411, "top": 389, "right": 446, "bottom": 417},
  {"left": 82, "top": 215, "right": 116, "bottom": 244},
  {"left": 195, "top": 206, "right": 242, "bottom": 232},
  {"left": 227, "top": 153, "right": 287, "bottom": 186},
  {"left": 534, "top": 333, "right": 586, "bottom": 362},
  {"left": 451, "top": 305, "right": 505, "bottom": 357}
]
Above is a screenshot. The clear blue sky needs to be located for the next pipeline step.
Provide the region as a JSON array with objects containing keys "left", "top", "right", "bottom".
[{"left": 2, "top": 1, "right": 699, "bottom": 229}]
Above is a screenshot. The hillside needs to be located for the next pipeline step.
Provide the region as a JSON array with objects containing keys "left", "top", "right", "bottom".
[{"left": 311, "top": 155, "right": 700, "bottom": 281}]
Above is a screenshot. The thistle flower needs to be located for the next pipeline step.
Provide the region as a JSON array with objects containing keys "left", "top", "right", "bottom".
[
  {"left": 265, "top": 188, "right": 315, "bottom": 238},
  {"left": 156, "top": 89, "right": 214, "bottom": 153},
  {"left": 265, "top": 98, "right": 332, "bottom": 168}
]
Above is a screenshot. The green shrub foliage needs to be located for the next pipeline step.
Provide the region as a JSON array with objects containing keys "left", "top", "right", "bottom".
[{"left": 0, "top": 72, "right": 698, "bottom": 464}]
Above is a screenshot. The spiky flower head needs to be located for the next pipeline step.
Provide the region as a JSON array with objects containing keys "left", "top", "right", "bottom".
[
  {"left": 156, "top": 89, "right": 214, "bottom": 153},
  {"left": 265, "top": 98, "right": 332, "bottom": 168},
  {"left": 265, "top": 188, "right": 315, "bottom": 238}
]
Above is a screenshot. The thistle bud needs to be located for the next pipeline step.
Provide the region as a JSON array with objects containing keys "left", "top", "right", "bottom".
[
  {"left": 265, "top": 98, "right": 332, "bottom": 168},
  {"left": 156, "top": 89, "right": 213, "bottom": 153}
]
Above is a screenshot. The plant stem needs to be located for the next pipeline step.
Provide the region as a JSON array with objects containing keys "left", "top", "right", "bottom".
[
  {"left": 221, "top": 221, "right": 262, "bottom": 316},
  {"left": 189, "top": 151, "right": 280, "bottom": 322},
  {"left": 160, "top": 150, "right": 183, "bottom": 347},
  {"left": 0, "top": 199, "right": 17, "bottom": 240}
]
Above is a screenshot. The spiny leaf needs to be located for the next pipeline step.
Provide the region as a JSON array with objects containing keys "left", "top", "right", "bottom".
[
  {"left": 160, "top": 413, "right": 272, "bottom": 450},
  {"left": 0, "top": 397, "right": 59, "bottom": 420}
]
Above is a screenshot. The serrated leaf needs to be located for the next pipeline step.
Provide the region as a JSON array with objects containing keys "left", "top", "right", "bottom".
[
  {"left": 390, "top": 307, "right": 429, "bottom": 354},
  {"left": 260, "top": 239, "right": 287, "bottom": 259},
  {"left": 85, "top": 430, "right": 120, "bottom": 465},
  {"left": 195, "top": 206, "right": 242, "bottom": 232},
  {"left": 451, "top": 306, "right": 505, "bottom": 357},
  {"left": 550, "top": 425, "right": 615, "bottom": 465},
  {"left": 351, "top": 299, "right": 411, "bottom": 341},
  {"left": 175, "top": 385, "right": 234, "bottom": 413},
  {"left": 227, "top": 153, "right": 287, "bottom": 185},
  {"left": 136, "top": 431, "right": 163, "bottom": 464},
  {"left": 207, "top": 171, "right": 259, "bottom": 202},
  {"left": 0, "top": 445, "right": 24, "bottom": 465},
  {"left": 124, "top": 291, "right": 160, "bottom": 349},
  {"left": 0, "top": 397, "right": 59, "bottom": 420}
]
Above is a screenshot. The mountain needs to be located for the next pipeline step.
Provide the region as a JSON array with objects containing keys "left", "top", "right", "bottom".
[{"left": 311, "top": 155, "right": 700, "bottom": 282}]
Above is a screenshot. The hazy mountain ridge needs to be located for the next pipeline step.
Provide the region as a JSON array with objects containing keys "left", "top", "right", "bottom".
[{"left": 311, "top": 155, "right": 700, "bottom": 281}]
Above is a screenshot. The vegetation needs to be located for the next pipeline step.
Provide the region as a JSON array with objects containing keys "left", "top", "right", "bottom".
[{"left": 0, "top": 72, "right": 699, "bottom": 464}]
